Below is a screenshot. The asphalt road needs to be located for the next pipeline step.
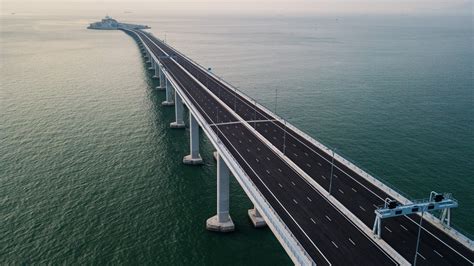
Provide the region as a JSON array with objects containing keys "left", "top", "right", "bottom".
[
  {"left": 139, "top": 31, "right": 474, "bottom": 266},
  {"left": 128, "top": 29, "right": 399, "bottom": 265}
]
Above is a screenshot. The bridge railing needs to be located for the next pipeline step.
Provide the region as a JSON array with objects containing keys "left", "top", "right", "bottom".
[
  {"left": 135, "top": 32, "right": 316, "bottom": 264},
  {"left": 189, "top": 61, "right": 474, "bottom": 245},
  {"left": 143, "top": 31, "right": 473, "bottom": 249}
]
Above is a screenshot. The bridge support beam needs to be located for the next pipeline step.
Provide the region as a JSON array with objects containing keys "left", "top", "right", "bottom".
[
  {"left": 206, "top": 152, "right": 235, "bottom": 232},
  {"left": 170, "top": 92, "right": 185, "bottom": 128},
  {"left": 162, "top": 77, "right": 175, "bottom": 106},
  {"left": 183, "top": 114, "right": 203, "bottom": 164},
  {"left": 248, "top": 206, "right": 267, "bottom": 228},
  {"left": 156, "top": 66, "right": 165, "bottom": 90}
]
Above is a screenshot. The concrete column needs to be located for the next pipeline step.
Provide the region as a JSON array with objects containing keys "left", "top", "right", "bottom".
[
  {"left": 170, "top": 92, "right": 185, "bottom": 128},
  {"left": 153, "top": 61, "right": 160, "bottom": 79},
  {"left": 148, "top": 58, "right": 155, "bottom": 70},
  {"left": 206, "top": 152, "right": 235, "bottom": 232},
  {"left": 161, "top": 77, "right": 175, "bottom": 106},
  {"left": 145, "top": 50, "right": 151, "bottom": 64},
  {"left": 156, "top": 66, "right": 165, "bottom": 90},
  {"left": 248, "top": 206, "right": 267, "bottom": 228},
  {"left": 183, "top": 113, "right": 203, "bottom": 164}
]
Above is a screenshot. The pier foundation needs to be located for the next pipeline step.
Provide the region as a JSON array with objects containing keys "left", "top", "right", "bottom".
[
  {"left": 170, "top": 92, "right": 185, "bottom": 128},
  {"left": 248, "top": 206, "right": 267, "bottom": 228},
  {"left": 206, "top": 153, "right": 234, "bottom": 232},
  {"left": 183, "top": 114, "right": 203, "bottom": 164}
]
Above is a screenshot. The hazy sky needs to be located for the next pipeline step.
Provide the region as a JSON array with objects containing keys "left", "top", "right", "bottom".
[{"left": 1, "top": 0, "right": 471, "bottom": 16}]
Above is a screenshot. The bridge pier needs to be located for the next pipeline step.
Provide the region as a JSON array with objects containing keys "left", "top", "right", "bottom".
[
  {"left": 170, "top": 92, "right": 185, "bottom": 128},
  {"left": 162, "top": 78, "right": 175, "bottom": 106},
  {"left": 145, "top": 51, "right": 151, "bottom": 64},
  {"left": 206, "top": 152, "right": 235, "bottom": 232},
  {"left": 183, "top": 114, "right": 203, "bottom": 164},
  {"left": 248, "top": 206, "right": 267, "bottom": 228},
  {"left": 152, "top": 61, "right": 160, "bottom": 79},
  {"left": 148, "top": 58, "right": 155, "bottom": 70},
  {"left": 156, "top": 66, "right": 165, "bottom": 90}
]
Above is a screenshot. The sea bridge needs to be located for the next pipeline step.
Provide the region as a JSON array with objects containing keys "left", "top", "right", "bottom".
[{"left": 118, "top": 28, "right": 473, "bottom": 265}]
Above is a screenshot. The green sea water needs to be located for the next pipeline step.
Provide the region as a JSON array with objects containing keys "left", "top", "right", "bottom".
[{"left": 1, "top": 12, "right": 472, "bottom": 264}]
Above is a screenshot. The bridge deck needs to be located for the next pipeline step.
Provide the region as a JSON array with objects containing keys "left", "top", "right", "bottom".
[{"left": 125, "top": 29, "right": 473, "bottom": 265}]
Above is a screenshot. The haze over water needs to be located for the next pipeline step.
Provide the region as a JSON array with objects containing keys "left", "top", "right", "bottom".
[{"left": 1, "top": 2, "right": 473, "bottom": 264}]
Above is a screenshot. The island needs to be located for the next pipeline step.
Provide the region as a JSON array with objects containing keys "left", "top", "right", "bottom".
[{"left": 87, "top": 16, "right": 150, "bottom": 30}]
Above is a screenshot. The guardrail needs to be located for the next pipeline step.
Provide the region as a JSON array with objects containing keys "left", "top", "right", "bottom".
[
  {"left": 126, "top": 29, "right": 316, "bottom": 265},
  {"left": 147, "top": 32, "right": 473, "bottom": 250}
]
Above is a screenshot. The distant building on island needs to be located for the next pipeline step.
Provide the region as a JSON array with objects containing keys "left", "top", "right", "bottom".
[{"left": 87, "top": 16, "right": 150, "bottom": 30}]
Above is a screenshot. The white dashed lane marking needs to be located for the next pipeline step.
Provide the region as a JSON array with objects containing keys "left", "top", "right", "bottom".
[
  {"left": 359, "top": 206, "right": 366, "bottom": 212},
  {"left": 307, "top": 197, "right": 312, "bottom": 202},
  {"left": 291, "top": 181, "right": 296, "bottom": 186},
  {"left": 418, "top": 253, "right": 426, "bottom": 260},
  {"left": 325, "top": 215, "right": 332, "bottom": 222},
  {"left": 310, "top": 218, "right": 316, "bottom": 224},
  {"left": 338, "top": 189, "right": 344, "bottom": 194},
  {"left": 331, "top": 241, "right": 338, "bottom": 249},
  {"left": 400, "top": 224, "right": 408, "bottom": 231},
  {"left": 351, "top": 187, "right": 357, "bottom": 193},
  {"left": 384, "top": 226, "right": 392, "bottom": 233},
  {"left": 293, "top": 199, "right": 298, "bottom": 204},
  {"left": 278, "top": 183, "right": 283, "bottom": 188},
  {"left": 433, "top": 250, "right": 443, "bottom": 258},
  {"left": 348, "top": 238, "right": 356, "bottom": 246}
]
